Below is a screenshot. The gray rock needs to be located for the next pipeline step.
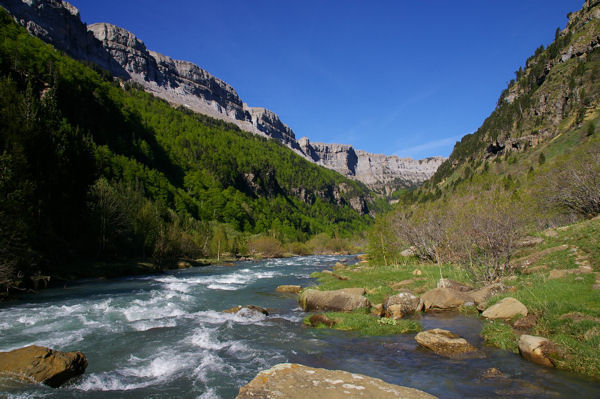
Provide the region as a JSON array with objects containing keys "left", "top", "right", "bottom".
[
  {"left": 384, "top": 291, "right": 423, "bottom": 319},
  {"left": 237, "top": 363, "right": 438, "bottom": 399}
]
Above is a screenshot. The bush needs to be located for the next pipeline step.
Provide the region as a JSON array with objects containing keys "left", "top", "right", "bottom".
[
  {"left": 542, "top": 144, "right": 600, "bottom": 217},
  {"left": 286, "top": 241, "right": 310, "bottom": 256},
  {"left": 248, "top": 236, "right": 284, "bottom": 258},
  {"left": 377, "top": 187, "right": 530, "bottom": 282}
]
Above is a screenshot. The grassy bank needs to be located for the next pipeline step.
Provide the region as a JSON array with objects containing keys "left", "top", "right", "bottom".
[{"left": 305, "top": 217, "right": 600, "bottom": 378}]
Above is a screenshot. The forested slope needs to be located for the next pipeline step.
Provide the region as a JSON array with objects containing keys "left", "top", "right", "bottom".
[{"left": 0, "top": 9, "right": 374, "bottom": 284}]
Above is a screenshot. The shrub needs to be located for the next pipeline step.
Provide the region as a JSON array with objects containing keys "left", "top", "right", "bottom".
[
  {"left": 248, "top": 236, "right": 284, "bottom": 258},
  {"left": 543, "top": 144, "right": 600, "bottom": 217}
]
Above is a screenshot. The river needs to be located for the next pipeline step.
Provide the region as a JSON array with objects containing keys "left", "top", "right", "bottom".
[{"left": 1, "top": 255, "right": 599, "bottom": 398}]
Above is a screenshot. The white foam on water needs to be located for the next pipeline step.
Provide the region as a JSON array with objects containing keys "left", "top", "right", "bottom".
[
  {"left": 188, "top": 310, "right": 267, "bottom": 326},
  {"left": 75, "top": 372, "right": 156, "bottom": 392},
  {"left": 131, "top": 318, "right": 177, "bottom": 332},
  {"left": 193, "top": 352, "right": 233, "bottom": 383}
]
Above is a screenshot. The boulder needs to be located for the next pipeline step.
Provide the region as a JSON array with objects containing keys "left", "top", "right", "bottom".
[
  {"left": 29, "top": 275, "right": 51, "bottom": 290},
  {"left": 421, "top": 288, "right": 474, "bottom": 311},
  {"left": 0, "top": 346, "right": 87, "bottom": 387},
  {"left": 223, "top": 305, "right": 269, "bottom": 316},
  {"left": 467, "top": 283, "right": 508, "bottom": 306},
  {"left": 414, "top": 329, "right": 478, "bottom": 358},
  {"left": 276, "top": 285, "right": 302, "bottom": 294},
  {"left": 437, "top": 278, "right": 473, "bottom": 292},
  {"left": 237, "top": 363, "right": 437, "bottom": 399},
  {"left": 308, "top": 314, "right": 336, "bottom": 328},
  {"left": 299, "top": 289, "right": 370, "bottom": 312},
  {"left": 321, "top": 270, "right": 333, "bottom": 275},
  {"left": 482, "top": 297, "right": 527, "bottom": 320},
  {"left": 518, "top": 335, "right": 557, "bottom": 367},
  {"left": 384, "top": 291, "right": 423, "bottom": 319}
]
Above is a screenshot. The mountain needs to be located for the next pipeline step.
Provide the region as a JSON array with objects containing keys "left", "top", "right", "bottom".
[
  {"left": 431, "top": 0, "right": 600, "bottom": 185},
  {"left": 0, "top": 0, "right": 443, "bottom": 193},
  {"left": 369, "top": 0, "right": 600, "bottom": 265}
]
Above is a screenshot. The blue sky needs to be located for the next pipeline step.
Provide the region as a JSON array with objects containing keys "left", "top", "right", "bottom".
[{"left": 70, "top": 0, "right": 582, "bottom": 159}]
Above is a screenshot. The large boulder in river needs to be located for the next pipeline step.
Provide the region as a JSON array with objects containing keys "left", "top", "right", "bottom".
[
  {"left": 518, "top": 335, "right": 557, "bottom": 367},
  {"left": 299, "top": 289, "right": 370, "bottom": 312},
  {"left": 421, "top": 288, "right": 474, "bottom": 311},
  {"left": 0, "top": 345, "right": 87, "bottom": 387},
  {"left": 384, "top": 291, "right": 423, "bottom": 319},
  {"left": 414, "top": 329, "right": 478, "bottom": 358},
  {"left": 482, "top": 297, "right": 527, "bottom": 320},
  {"left": 237, "top": 363, "right": 437, "bottom": 399}
]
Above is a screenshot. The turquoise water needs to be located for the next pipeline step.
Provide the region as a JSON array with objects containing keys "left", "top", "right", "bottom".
[{"left": 1, "top": 255, "right": 599, "bottom": 398}]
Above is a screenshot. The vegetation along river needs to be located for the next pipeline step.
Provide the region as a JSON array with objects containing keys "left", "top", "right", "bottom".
[{"left": 1, "top": 255, "right": 599, "bottom": 398}]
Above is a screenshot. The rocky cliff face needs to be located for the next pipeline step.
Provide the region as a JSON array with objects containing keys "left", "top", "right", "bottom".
[
  {"left": 298, "top": 137, "right": 445, "bottom": 193},
  {"left": 1, "top": 0, "right": 443, "bottom": 192}
]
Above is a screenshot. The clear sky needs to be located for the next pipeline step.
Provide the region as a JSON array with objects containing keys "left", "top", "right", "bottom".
[{"left": 69, "top": 0, "right": 583, "bottom": 159}]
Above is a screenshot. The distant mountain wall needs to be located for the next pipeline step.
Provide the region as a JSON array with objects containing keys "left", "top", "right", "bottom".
[{"left": 0, "top": 0, "right": 444, "bottom": 192}]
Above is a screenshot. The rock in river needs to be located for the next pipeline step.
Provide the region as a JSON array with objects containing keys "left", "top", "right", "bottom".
[
  {"left": 414, "top": 329, "right": 478, "bottom": 358},
  {"left": 223, "top": 305, "right": 269, "bottom": 316},
  {"left": 0, "top": 345, "right": 87, "bottom": 387},
  {"left": 237, "top": 363, "right": 438, "bottom": 398},
  {"left": 518, "top": 335, "right": 557, "bottom": 368},
  {"left": 299, "top": 289, "right": 370, "bottom": 312}
]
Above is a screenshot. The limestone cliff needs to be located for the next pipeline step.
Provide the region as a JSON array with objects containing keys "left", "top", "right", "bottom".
[{"left": 1, "top": 0, "right": 443, "bottom": 192}]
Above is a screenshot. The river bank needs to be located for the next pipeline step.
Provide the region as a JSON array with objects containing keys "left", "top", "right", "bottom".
[
  {"left": 1, "top": 254, "right": 599, "bottom": 398},
  {"left": 302, "top": 217, "right": 600, "bottom": 380}
]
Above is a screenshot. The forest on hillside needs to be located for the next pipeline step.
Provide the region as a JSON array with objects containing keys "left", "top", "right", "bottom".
[{"left": 0, "top": 10, "right": 374, "bottom": 286}]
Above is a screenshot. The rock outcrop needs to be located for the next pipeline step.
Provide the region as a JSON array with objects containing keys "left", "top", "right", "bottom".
[
  {"left": 299, "top": 289, "right": 370, "bottom": 312},
  {"left": 299, "top": 137, "right": 444, "bottom": 193},
  {"left": 1, "top": 0, "right": 443, "bottom": 192},
  {"left": 237, "top": 363, "right": 438, "bottom": 399},
  {"left": 0, "top": 345, "right": 87, "bottom": 387},
  {"left": 414, "top": 329, "right": 478, "bottom": 358}
]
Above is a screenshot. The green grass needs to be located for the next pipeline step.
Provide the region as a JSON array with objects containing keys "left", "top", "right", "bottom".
[
  {"left": 481, "top": 321, "right": 519, "bottom": 353},
  {"left": 304, "top": 310, "right": 421, "bottom": 336},
  {"left": 482, "top": 218, "right": 600, "bottom": 377}
]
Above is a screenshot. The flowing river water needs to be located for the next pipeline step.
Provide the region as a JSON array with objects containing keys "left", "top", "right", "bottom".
[{"left": 1, "top": 255, "right": 599, "bottom": 398}]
